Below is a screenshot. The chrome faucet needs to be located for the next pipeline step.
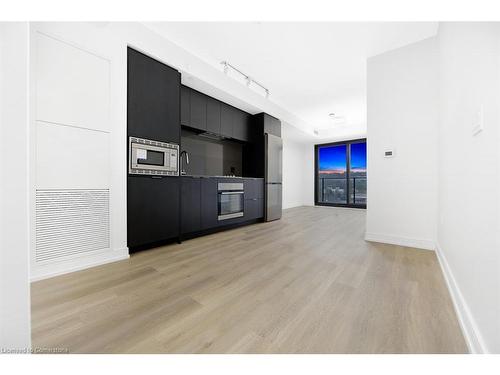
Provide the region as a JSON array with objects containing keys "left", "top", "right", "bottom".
[{"left": 180, "top": 150, "right": 190, "bottom": 175}]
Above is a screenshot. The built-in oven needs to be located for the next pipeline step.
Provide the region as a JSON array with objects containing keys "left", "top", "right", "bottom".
[
  {"left": 218, "top": 182, "right": 244, "bottom": 221},
  {"left": 129, "top": 136, "right": 179, "bottom": 176}
]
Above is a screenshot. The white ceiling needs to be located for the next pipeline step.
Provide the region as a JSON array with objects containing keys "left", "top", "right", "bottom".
[{"left": 145, "top": 22, "right": 438, "bottom": 140}]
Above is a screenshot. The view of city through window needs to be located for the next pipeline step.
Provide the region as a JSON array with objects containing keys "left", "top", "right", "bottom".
[{"left": 316, "top": 140, "right": 367, "bottom": 207}]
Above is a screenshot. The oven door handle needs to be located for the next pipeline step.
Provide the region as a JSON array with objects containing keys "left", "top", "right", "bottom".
[{"left": 219, "top": 191, "right": 244, "bottom": 195}]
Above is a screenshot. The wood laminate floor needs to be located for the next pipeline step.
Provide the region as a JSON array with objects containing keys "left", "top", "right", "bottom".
[{"left": 31, "top": 206, "right": 467, "bottom": 353}]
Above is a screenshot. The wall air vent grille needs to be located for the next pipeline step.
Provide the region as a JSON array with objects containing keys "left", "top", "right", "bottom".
[{"left": 35, "top": 189, "right": 110, "bottom": 263}]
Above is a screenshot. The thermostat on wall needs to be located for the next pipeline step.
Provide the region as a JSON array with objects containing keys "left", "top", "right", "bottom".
[{"left": 384, "top": 149, "right": 395, "bottom": 158}]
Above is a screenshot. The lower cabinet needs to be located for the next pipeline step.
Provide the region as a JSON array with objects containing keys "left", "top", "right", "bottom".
[
  {"left": 200, "top": 178, "right": 218, "bottom": 230},
  {"left": 245, "top": 198, "right": 264, "bottom": 221},
  {"left": 181, "top": 177, "right": 264, "bottom": 237},
  {"left": 181, "top": 177, "right": 201, "bottom": 234},
  {"left": 244, "top": 178, "right": 264, "bottom": 200},
  {"left": 127, "top": 176, "right": 180, "bottom": 249},
  {"left": 243, "top": 178, "right": 264, "bottom": 221}
]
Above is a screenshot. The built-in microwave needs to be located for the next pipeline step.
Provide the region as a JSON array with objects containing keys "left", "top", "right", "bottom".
[{"left": 129, "top": 136, "right": 179, "bottom": 176}]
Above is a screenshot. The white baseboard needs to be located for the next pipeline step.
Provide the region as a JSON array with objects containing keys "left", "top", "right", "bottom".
[
  {"left": 364, "top": 232, "right": 435, "bottom": 250},
  {"left": 31, "top": 247, "right": 129, "bottom": 282},
  {"left": 435, "top": 243, "right": 488, "bottom": 354},
  {"left": 365, "top": 234, "right": 487, "bottom": 353}
]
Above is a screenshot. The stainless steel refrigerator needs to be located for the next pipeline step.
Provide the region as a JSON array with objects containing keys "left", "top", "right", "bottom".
[{"left": 265, "top": 133, "right": 283, "bottom": 221}]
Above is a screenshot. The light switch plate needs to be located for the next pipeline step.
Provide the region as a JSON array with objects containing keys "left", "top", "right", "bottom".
[{"left": 472, "top": 106, "right": 484, "bottom": 136}]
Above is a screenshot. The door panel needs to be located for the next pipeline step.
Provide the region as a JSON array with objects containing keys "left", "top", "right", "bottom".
[
  {"left": 127, "top": 48, "right": 180, "bottom": 143},
  {"left": 127, "top": 176, "right": 179, "bottom": 249},
  {"left": 181, "top": 177, "right": 201, "bottom": 234},
  {"left": 190, "top": 90, "right": 207, "bottom": 131},
  {"left": 206, "top": 97, "right": 221, "bottom": 134},
  {"left": 317, "top": 144, "right": 347, "bottom": 204},
  {"left": 266, "top": 183, "right": 282, "bottom": 221},
  {"left": 180, "top": 86, "right": 190, "bottom": 126},
  {"left": 233, "top": 110, "right": 250, "bottom": 141},
  {"left": 220, "top": 103, "right": 233, "bottom": 138},
  {"left": 265, "top": 134, "right": 283, "bottom": 183},
  {"left": 244, "top": 179, "right": 264, "bottom": 200},
  {"left": 349, "top": 142, "right": 367, "bottom": 205},
  {"left": 245, "top": 198, "right": 264, "bottom": 220},
  {"left": 200, "top": 178, "right": 218, "bottom": 230}
]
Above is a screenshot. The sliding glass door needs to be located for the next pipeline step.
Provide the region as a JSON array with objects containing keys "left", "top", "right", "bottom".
[
  {"left": 317, "top": 144, "right": 348, "bottom": 204},
  {"left": 315, "top": 139, "right": 367, "bottom": 208},
  {"left": 349, "top": 141, "right": 367, "bottom": 205}
]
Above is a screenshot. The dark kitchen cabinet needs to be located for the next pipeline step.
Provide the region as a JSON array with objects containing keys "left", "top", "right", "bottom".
[
  {"left": 244, "top": 179, "right": 264, "bottom": 200},
  {"left": 220, "top": 103, "right": 233, "bottom": 138},
  {"left": 206, "top": 97, "right": 221, "bottom": 134},
  {"left": 127, "top": 47, "right": 180, "bottom": 143},
  {"left": 181, "top": 85, "right": 190, "bottom": 126},
  {"left": 245, "top": 113, "right": 282, "bottom": 178},
  {"left": 254, "top": 113, "right": 281, "bottom": 138},
  {"left": 263, "top": 114, "right": 281, "bottom": 137},
  {"left": 200, "top": 178, "right": 218, "bottom": 230},
  {"left": 242, "top": 141, "right": 264, "bottom": 178},
  {"left": 190, "top": 89, "right": 207, "bottom": 131},
  {"left": 127, "top": 176, "right": 180, "bottom": 250},
  {"left": 245, "top": 199, "right": 264, "bottom": 221},
  {"left": 181, "top": 87, "right": 255, "bottom": 143},
  {"left": 233, "top": 110, "right": 252, "bottom": 142},
  {"left": 245, "top": 179, "right": 264, "bottom": 221},
  {"left": 181, "top": 177, "right": 201, "bottom": 234}
]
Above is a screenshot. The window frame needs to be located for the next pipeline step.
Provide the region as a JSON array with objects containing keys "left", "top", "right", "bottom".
[{"left": 314, "top": 138, "right": 367, "bottom": 209}]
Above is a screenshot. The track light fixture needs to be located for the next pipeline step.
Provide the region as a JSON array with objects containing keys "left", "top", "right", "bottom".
[{"left": 220, "top": 60, "right": 270, "bottom": 99}]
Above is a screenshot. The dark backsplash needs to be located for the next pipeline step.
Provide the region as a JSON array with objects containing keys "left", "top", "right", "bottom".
[{"left": 180, "top": 129, "right": 243, "bottom": 176}]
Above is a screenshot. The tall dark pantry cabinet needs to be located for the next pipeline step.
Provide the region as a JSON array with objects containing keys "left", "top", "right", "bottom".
[{"left": 127, "top": 48, "right": 181, "bottom": 251}]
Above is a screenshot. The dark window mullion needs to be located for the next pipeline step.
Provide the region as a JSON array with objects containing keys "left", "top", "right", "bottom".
[{"left": 346, "top": 143, "right": 351, "bottom": 205}]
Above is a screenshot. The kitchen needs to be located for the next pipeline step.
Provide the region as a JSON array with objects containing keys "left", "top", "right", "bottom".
[{"left": 127, "top": 47, "right": 283, "bottom": 252}]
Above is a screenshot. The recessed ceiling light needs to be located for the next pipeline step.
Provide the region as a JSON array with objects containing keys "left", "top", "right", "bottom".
[{"left": 329, "top": 113, "right": 336, "bottom": 118}]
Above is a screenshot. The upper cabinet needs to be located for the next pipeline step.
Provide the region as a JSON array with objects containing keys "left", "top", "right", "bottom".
[
  {"left": 127, "top": 48, "right": 180, "bottom": 143},
  {"left": 263, "top": 114, "right": 281, "bottom": 137},
  {"left": 233, "top": 110, "right": 252, "bottom": 142},
  {"left": 180, "top": 86, "right": 190, "bottom": 126},
  {"left": 254, "top": 113, "right": 281, "bottom": 138},
  {"left": 206, "top": 97, "right": 221, "bottom": 134},
  {"left": 220, "top": 103, "right": 233, "bottom": 138},
  {"left": 189, "top": 89, "right": 207, "bottom": 131},
  {"left": 181, "top": 84, "right": 253, "bottom": 142}
]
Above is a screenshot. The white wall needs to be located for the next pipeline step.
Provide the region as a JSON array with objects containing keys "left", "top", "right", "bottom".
[
  {"left": 437, "top": 22, "right": 500, "bottom": 354},
  {"left": 282, "top": 136, "right": 305, "bottom": 209},
  {"left": 366, "top": 37, "right": 439, "bottom": 250},
  {"left": 302, "top": 143, "right": 315, "bottom": 206},
  {"left": 365, "top": 23, "right": 500, "bottom": 353},
  {"left": 0, "top": 22, "right": 31, "bottom": 350},
  {"left": 29, "top": 23, "right": 129, "bottom": 280},
  {"left": 281, "top": 122, "right": 315, "bottom": 209}
]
